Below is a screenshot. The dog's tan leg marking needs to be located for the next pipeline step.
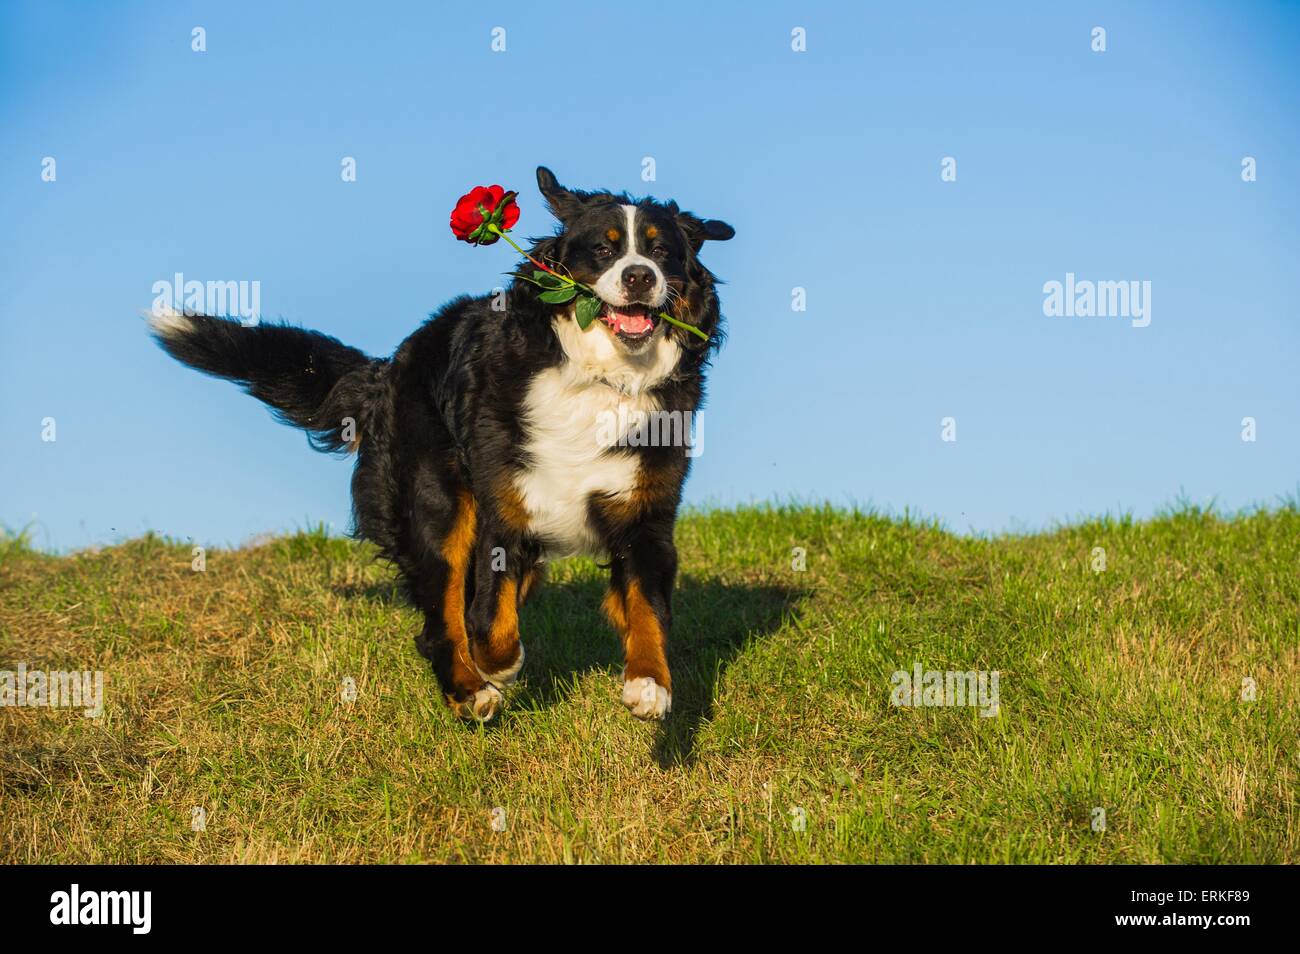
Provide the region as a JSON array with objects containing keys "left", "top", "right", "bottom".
[
  {"left": 604, "top": 581, "right": 672, "bottom": 720},
  {"left": 440, "top": 491, "right": 502, "bottom": 722},
  {"left": 472, "top": 577, "right": 525, "bottom": 690}
]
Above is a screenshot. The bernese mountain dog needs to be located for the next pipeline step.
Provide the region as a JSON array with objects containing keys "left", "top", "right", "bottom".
[{"left": 150, "top": 166, "right": 734, "bottom": 723}]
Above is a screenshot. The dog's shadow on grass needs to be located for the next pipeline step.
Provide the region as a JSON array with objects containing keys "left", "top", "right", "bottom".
[
  {"left": 336, "top": 572, "right": 805, "bottom": 767},
  {"left": 518, "top": 575, "right": 806, "bottom": 767}
]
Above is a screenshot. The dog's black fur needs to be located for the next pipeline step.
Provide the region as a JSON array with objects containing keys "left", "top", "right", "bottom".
[{"left": 152, "top": 167, "right": 733, "bottom": 721}]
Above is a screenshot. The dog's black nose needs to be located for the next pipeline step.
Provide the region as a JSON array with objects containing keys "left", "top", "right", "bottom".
[{"left": 621, "top": 264, "right": 655, "bottom": 294}]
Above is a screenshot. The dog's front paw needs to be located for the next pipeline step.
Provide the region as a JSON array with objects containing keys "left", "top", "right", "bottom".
[
  {"left": 622, "top": 676, "right": 671, "bottom": 721},
  {"left": 475, "top": 643, "right": 525, "bottom": 691},
  {"left": 448, "top": 683, "right": 504, "bottom": 723}
]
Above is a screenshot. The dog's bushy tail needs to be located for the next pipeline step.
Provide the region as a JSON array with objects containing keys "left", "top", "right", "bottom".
[{"left": 149, "top": 310, "right": 380, "bottom": 453}]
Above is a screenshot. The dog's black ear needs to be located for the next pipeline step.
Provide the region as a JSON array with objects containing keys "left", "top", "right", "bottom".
[
  {"left": 536, "top": 166, "right": 588, "bottom": 224},
  {"left": 675, "top": 205, "right": 736, "bottom": 251},
  {"left": 698, "top": 219, "right": 736, "bottom": 241}
]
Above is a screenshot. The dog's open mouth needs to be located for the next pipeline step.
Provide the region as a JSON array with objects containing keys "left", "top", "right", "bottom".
[{"left": 600, "top": 303, "right": 656, "bottom": 342}]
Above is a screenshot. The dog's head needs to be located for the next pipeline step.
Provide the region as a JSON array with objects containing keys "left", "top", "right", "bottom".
[{"left": 527, "top": 166, "right": 734, "bottom": 355}]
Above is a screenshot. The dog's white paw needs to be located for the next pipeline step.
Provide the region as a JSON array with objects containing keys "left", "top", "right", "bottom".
[
  {"left": 451, "top": 684, "right": 504, "bottom": 722},
  {"left": 470, "top": 684, "right": 503, "bottom": 722},
  {"left": 622, "top": 676, "right": 671, "bottom": 721},
  {"left": 476, "top": 644, "right": 524, "bottom": 691}
]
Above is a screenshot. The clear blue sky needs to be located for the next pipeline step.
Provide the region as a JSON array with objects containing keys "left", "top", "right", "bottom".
[{"left": 2, "top": 1, "right": 1297, "bottom": 550}]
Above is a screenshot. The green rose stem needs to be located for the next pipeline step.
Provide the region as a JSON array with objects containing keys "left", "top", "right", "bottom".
[{"left": 484, "top": 222, "right": 709, "bottom": 342}]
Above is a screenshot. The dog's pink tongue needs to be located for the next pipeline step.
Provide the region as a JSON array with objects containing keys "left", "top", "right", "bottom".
[{"left": 607, "top": 308, "right": 653, "bottom": 334}]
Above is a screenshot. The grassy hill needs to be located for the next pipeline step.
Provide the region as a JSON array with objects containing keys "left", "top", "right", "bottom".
[{"left": 1, "top": 505, "right": 1297, "bottom": 863}]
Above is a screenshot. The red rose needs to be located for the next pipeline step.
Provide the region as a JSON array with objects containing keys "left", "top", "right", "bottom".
[{"left": 449, "top": 184, "right": 520, "bottom": 244}]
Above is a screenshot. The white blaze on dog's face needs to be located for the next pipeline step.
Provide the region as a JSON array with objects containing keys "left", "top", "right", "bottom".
[
  {"left": 554, "top": 201, "right": 681, "bottom": 355},
  {"left": 590, "top": 204, "right": 668, "bottom": 314},
  {"left": 532, "top": 167, "right": 734, "bottom": 357}
]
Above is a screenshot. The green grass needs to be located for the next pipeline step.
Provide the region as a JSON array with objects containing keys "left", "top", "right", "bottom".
[{"left": 1, "top": 505, "right": 1297, "bottom": 863}]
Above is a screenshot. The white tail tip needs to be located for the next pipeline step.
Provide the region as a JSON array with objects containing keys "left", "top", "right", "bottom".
[{"left": 145, "top": 306, "right": 195, "bottom": 338}]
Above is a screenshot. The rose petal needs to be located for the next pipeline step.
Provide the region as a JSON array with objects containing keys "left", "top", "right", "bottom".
[{"left": 450, "top": 185, "right": 519, "bottom": 242}]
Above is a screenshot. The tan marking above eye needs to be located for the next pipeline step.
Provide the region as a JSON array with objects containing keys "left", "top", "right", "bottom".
[
  {"left": 606, "top": 228, "right": 621, "bottom": 242},
  {"left": 645, "top": 225, "right": 658, "bottom": 239}
]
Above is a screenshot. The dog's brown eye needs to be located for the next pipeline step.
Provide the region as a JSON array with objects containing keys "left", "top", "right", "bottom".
[
  {"left": 650, "top": 245, "right": 669, "bottom": 260},
  {"left": 594, "top": 245, "right": 613, "bottom": 260}
]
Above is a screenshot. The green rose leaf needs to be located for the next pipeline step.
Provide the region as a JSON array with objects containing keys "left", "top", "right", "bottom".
[
  {"left": 575, "top": 295, "right": 603, "bottom": 329},
  {"left": 539, "top": 286, "right": 578, "bottom": 304}
]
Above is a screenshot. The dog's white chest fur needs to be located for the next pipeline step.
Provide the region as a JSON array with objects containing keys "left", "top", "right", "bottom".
[{"left": 514, "top": 317, "right": 680, "bottom": 559}]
